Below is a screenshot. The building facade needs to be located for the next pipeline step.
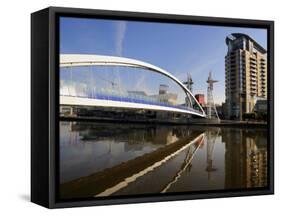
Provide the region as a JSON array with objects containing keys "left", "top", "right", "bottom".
[
  {"left": 195, "top": 94, "right": 205, "bottom": 106},
  {"left": 225, "top": 33, "right": 267, "bottom": 120}
]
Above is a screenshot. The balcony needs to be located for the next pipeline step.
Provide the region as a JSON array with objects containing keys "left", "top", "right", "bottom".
[
  {"left": 250, "top": 57, "right": 257, "bottom": 61},
  {"left": 250, "top": 64, "right": 257, "bottom": 69},
  {"left": 250, "top": 73, "right": 257, "bottom": 77},
  {"left": 250, "top": 81, "right": 257, "bottom": 85},
  {"left": 250, "top": 61, "right": 257, "bottom": 66},
  {"left": 250, "top": 85, "right": 257, "bottom": 90}
]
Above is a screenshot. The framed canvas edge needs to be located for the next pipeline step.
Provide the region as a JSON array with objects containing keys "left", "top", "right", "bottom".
[{"left": 40, "top": 6, "right": 274, "bottom": 209}]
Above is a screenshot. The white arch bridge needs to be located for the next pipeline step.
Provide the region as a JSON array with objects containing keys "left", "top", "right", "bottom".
[{"left": 60, "top": 54, "right": 206, "bottom": 118}]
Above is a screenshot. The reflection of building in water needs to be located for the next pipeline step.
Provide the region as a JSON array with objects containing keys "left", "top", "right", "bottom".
[
  {"left": 150, "top": 127, "right": 179, "bottom": 145},
  {"left": 124, "top": 128, "right": 179, "bottom": 152},
  {"left": 222, "top": 128, "right": 267, "bottom": 188},
  {"left": 245, "top": 134, "right": 267, "bottom": 187},
  {"left": 71, "top": 123, "right": 195, "bottom": 152}
]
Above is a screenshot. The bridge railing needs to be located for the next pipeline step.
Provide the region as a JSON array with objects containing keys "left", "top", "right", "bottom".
[{"left": 60, "top": 89, "right": 204, "bottom": 115}]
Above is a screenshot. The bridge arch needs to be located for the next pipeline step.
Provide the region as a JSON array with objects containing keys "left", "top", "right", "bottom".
[{"left": 60, "top": 54, "right": 206, "bottom": 117}]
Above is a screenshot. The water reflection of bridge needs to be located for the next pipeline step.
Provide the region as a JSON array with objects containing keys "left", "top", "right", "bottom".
[
  {"left": 60, "top": 122, "right": 206, "bottom": 199},
  {"left": 64, "top": 121, "right": 200, "bottom": 149},
  {"left": 59, "top": 122, "right": 268, "bottom": 199}
]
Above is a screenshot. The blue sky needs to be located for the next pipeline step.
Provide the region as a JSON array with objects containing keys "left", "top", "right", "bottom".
[{"left": 60, "top": 17, "right": 267, "bottom": 104}]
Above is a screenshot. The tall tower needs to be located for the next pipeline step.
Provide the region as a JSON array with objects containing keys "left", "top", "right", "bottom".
[
  {"left": 225, "top": 33, "right": 267, "bottom": 120},
  {"left": 183, "top": 73, "right": 194, "bottom": 93},
  {"left": 206, "top": 71, "right": 220, "bottom": 120}
]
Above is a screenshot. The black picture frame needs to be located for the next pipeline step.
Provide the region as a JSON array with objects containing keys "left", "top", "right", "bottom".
[{"left": 31, "top": 6, "right": 274, "bottom": 208}]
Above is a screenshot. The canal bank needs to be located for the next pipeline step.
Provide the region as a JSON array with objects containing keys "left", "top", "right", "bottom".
[
  {"left": 187, "top": 119, "right": 267, "bottom": 128},
  {"left": 60, "top": 116, "right": 267, "bottom": 128}
]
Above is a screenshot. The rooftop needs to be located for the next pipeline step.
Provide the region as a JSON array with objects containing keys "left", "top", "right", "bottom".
[{"left": 226, "top": 33, "right": 267, "bottom": 54}]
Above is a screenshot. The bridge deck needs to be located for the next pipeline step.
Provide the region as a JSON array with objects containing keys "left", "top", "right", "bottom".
[{"left": 60, "top": 95, "right": 205, "bottom": 117}]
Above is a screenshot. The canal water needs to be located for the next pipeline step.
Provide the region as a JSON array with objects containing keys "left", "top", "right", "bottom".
[{"left": 59, "top": 121, "right": 268, "bottom": 199}]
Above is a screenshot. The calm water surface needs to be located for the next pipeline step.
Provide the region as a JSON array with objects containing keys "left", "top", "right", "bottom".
[{"left": 59, "top": 121, "right": 267, "bottom": 199}]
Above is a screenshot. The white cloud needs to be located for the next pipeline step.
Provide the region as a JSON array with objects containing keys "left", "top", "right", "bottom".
[{"left": 115, "top": 21, "right": 127, "bottom": 56}]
